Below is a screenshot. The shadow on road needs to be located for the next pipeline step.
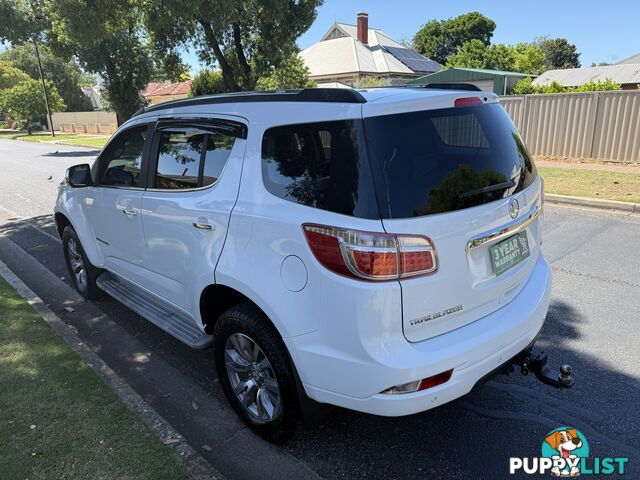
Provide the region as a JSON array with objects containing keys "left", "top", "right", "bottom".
[{"left": 43, "top": 150, "right": 100, "bottom": 157}]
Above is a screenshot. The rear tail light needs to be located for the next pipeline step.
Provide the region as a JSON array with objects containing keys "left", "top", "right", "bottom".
[
  {"left": 303, "top": 224, "right": 437, "bottom": 281},
  {"left": 381, "top": 369, "right": 453, "bottom": 394},
  {"left": 454, "top": 96, "right": 483, "bottom": 107}
]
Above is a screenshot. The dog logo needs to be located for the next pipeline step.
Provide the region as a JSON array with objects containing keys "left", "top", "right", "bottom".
[
  {"left": 509, "top": 198, "right": 520, "bottom": 219},
  {"left": 510, "top": 426, "right": 629, "bottom": 476},
  {"left": 542, "top": 427, "right": 589, "bottom": 477}
]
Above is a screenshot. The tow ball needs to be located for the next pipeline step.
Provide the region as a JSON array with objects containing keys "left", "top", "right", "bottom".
[{"left": 518, "top": 351, "right": 574, "bottom": 389}]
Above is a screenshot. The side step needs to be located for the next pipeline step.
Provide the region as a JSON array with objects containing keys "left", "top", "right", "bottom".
[{"left": 96, "top": 272, "right": 213, "bottom": 349}]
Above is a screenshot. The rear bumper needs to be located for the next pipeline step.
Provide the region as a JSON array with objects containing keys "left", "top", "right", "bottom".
[{"left": 298, "top": 254, "right": 552, "bottom": 416}]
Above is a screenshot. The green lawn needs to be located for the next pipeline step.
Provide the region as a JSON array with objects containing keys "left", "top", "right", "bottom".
[
  {"left": 0, "top": 131, "right": 109, "bottom": 149},
  {"left": 539, "top": 166, "right": 640, "bottom": 203},
  {"left": 0, "top": 278, "right": 189, "bottom": 480}
]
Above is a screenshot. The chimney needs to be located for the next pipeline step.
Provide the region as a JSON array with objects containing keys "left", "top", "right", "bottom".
[{"left": 357, "top": 12, "right": 368, "bottom": 45}]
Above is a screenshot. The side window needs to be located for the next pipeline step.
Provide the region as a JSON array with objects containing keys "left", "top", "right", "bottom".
[
  {"left": 154, "top": 129, "right": 236, "bottom": 190},
  {"left": 202, "top": 134, "right": 236, "bottom": 187},
  {"left": 261, "top": 120, "right": 363, "bottom": 215},
  {"left": 99, "top": 125, "right": 148, "bottom": 187}
]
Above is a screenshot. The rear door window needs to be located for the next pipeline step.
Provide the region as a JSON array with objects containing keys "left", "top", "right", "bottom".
[
  {"left": 363, "top": 103, "right": 537, "bottom": 218},
  {"left": 261, "top": 120, "right": 378, "bottom": 219},
  {"left": 154, "top": 129, "right": 237, "bottom": 190}
]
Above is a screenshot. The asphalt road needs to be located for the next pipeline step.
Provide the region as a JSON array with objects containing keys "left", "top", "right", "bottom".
[{"left": 1, "top": 138, "right": 638, "bottom": 479}]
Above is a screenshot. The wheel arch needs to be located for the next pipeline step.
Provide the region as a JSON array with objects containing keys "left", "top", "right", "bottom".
[{"left": 199, "top": 283, "right": 288, "bottom": 338}]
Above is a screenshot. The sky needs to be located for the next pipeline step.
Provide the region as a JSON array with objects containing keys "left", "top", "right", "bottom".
[{"left": 183, "top": 0, "right": 640, "bottom": 74}]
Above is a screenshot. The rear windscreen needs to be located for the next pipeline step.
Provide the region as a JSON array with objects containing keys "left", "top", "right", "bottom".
[{"left": 363, "top": 103, "right": 538, "bottom": 219}]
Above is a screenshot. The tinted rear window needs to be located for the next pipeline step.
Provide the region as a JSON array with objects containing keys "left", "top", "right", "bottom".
[
  {"left": 364, "top": 103, "right": 537, "bottom": 218},
  {"left": 261, "top": 120, "right": 379, "bottom": 218}
]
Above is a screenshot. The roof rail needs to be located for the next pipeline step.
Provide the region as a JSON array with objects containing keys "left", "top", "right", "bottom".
[{"left": 134, "top": 88, "right": 367, "bottom": 117}]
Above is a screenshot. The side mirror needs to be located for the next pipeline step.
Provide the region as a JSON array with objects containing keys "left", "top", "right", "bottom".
[{"left": 66, "top": 164, "right": 92, "bottom": 188}]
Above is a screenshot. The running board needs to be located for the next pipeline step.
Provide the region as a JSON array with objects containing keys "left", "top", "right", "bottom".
[{"left": 96, "top": 272, "right": 212, "bottom": 349}]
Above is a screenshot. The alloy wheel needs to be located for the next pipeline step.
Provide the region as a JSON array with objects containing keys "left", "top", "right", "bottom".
[
  {"left": 224, "top": 333, "right": 282, "bottom": 423},
  {"left": 67, "top": 238, "right": 88, "bottom": 293}
]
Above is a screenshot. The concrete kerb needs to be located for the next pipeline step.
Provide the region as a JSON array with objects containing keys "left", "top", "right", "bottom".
[{"left": 545, "top": 194, "right": 639, "bottom": 215}]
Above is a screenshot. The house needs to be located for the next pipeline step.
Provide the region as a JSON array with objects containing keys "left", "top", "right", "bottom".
[
  {"left": 300, "top": 12, "right": 441, "bottom": 87},
  {"left": 141, "top": 81, "right": 192, "bottom": 105},
  {"left": 407, "top": 67, "right": 533, "bottom": 95},
  {"left": 81, "top": 86, "right": 106, "bottom": 110},
  {"left": 532, "top": 64, "right": 640, "bottom": 90}
]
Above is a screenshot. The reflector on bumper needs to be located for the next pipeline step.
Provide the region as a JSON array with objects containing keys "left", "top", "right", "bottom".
[{"left": 381, "top": 369, "right": 453, "bottom": 394}]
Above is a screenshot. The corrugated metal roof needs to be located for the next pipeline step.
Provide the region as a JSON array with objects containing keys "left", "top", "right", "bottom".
[
  {"left": 616, "top": 53, "right": 640, "bottom": 65},
  {"left": 533, "top": 64, "right": 640, "bottom": 86},
  {"left": 408, "top": 67, "right": 532, "bottom": 85}
]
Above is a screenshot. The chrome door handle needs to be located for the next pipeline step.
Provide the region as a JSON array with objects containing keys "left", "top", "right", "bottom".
[
  {"left": 122, "top": 208, "right": 137, "bottom": 217},
  {"left": 193, "top": 222, "right": 214, "bottom": 231}
]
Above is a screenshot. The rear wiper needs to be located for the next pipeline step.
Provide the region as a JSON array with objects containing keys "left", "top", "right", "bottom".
[{"left": 458, "top": 180, "right": 516, "bottom": 199}]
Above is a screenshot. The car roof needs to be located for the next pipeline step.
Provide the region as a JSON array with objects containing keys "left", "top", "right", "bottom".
[{"left": 124, "top": 87, "right": 498, "bottom": 129}]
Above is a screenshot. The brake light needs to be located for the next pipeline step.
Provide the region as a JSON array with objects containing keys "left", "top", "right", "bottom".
[
  {"left": 303, "top": 224, "right": 437, "bottom": 281},
  {"left": 454, "top": 96, "right": 483, "bottom": 107}
]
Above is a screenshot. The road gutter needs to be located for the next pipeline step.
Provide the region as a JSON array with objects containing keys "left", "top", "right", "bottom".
[
  {"left": 0, "top": 258, "right": 224, "bottom": 480},
  {"left": 546, "top": 194, "right": 639, "bottom": 215}
]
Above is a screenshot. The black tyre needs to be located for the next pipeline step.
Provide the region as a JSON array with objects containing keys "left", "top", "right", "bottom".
[
  {"left": 214, "top": 303, "right": 299, "bottom": 442},
  {"left": 62, "top": 226, "right": 101, "bottom": 300}
]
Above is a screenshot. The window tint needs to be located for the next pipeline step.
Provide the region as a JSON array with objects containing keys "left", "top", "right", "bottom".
[
  {"left": 261, "top": 120, "right": 378, "bottom": 218},
  {"left": 156, "top": 131, "right": 205, "bottom": 189},
  {"left": 364, "top": 103, "right": 538, "bottom": 218},
  {"left": 155, "top": 130, "right": 236, "bottom": 190},
  {"left": 100, "top": 125, "right": 147, "bottom": 187},
  {"left": 202, "top": 134, "right": 236, "bottom": 187}
]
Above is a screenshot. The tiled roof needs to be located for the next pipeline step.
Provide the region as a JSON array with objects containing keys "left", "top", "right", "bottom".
[{"left": 141, "top": 81, "right": 192, "bottom": 97}]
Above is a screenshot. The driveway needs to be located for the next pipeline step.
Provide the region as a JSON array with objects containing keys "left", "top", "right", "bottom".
[{"left": 1, "top": 138, "right": 638, "bottom": 479}]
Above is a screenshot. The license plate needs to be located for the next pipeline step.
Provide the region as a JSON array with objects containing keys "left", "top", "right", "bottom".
[{"left": 490, "top": 232, "right": 530, "bottom": 276}]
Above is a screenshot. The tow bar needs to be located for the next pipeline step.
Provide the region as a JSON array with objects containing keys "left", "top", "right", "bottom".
[{"left": 518, "top": 350, "right": 574, "bottom": 389}]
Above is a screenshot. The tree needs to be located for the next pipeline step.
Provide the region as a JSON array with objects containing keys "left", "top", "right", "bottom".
[
  {"left": 144, "top": 0, "right": 323, "bottom": 92},
  {"left": 0, "top": 44, "right": 93, "bottom": 111},
  {"left": 358, "top": 75, "right": 387, "bottom": 88},
  {"left": 447, "top": 40, "right": 515, "bottom": 71},
  {"left": 0, "top": 78, "right": 65, "bottom": 133},
  {"left": 536, "top": 37, "right": 581, "bottom": 69},
  {"left": 413, "top": 12, "right": 496, "bottom": 65},
  {"left": 45, "top": 0, "right": 153, "bottom": 123},
  {"left": 190, "top": 70, "right": 225, "bottom": 96},
  {"left": 511, "top": 43, "right": 546, "bottom": 75},
  {"left": 255, "top": 54, "right": 315, "bottom": 90},
  {"left": 0, "top": 61, "right": 30, "bottom": 89},
  {"left": 0, "top": 0, "right": 49, "bottom": 44}
]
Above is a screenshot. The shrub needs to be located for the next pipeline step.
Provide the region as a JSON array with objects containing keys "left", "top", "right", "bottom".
[{"left": 189, "top": 70, "right": 225, "bottom": 96}]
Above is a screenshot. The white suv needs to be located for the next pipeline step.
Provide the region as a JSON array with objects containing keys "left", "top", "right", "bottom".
[{"left": 55, "top": 88, "right": 551, "bottom": 441}]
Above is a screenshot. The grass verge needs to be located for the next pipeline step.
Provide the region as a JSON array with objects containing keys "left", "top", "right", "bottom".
[
  {"left": 538, "top": 166, "right": 640, "bottom": 203},
  {"left": 0, "top": 131, "right": 109, "bottom": 149},
  {"left": 0, "top": 277, "right": 189, "bottom": 480}
]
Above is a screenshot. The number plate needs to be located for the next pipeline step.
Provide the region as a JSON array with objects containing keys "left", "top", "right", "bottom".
[{"left": 490, "top": 232, "right": 530, "bottom": 276}]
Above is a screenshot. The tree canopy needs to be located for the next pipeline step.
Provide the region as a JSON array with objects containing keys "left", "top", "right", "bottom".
[
  {"left": 0, "top": 78, "right": 65, "bottom": 133},
  {"left": 189, "top": 70, "right": 225, "bottom": 96},
  {"left": 446, "top": 40, "right": 546, "bottom": 75},
  {"left": 536, "top": 37, "right": 581, "bottom": 69},
  {"left": 143, "top": 0, "right": 323, "bottom": 92},
  {"left": 44, "top": 0, "right": 153, "bottom": 122},
  {"left": 0, "top": 61, "right": 30, "bottom": 90},
  {"left": 0, "top": 45, "right": 92, "bottom": 111},
  {"left": 255, "top": 54, "right": 314, "bottom": 90},
  {"left": 413, "top": 12, "right": 496, "bottom": 65}
]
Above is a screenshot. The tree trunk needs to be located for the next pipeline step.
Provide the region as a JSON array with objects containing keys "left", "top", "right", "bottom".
[
  {"left": 199, "top": 20, "right": 240, "bottom": 92},
  {"left": 232, "top": 23, "right": 253, "bottom": 89}
]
